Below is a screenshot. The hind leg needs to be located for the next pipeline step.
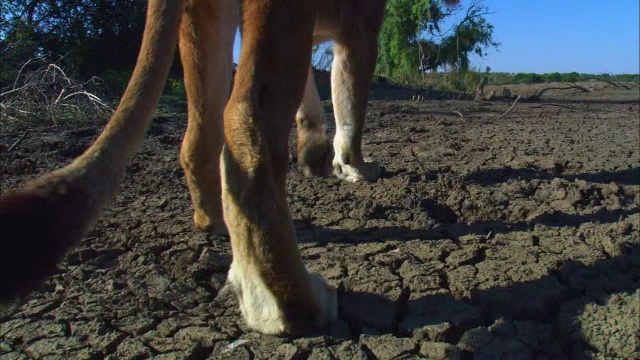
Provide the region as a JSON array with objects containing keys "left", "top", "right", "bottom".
[
  {"left": 330, "top": 9, "right": 384, "bottom": 183},
  {"left": 295, "top": 66, "right": 332, "bottom": 177},
  {"left": 179, "top": 0, "right": 238, "bottom": 232}
]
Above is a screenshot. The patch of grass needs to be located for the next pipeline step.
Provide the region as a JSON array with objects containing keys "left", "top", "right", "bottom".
[{"left": 378, "top": 68, "right": 485, "bottom": 93}]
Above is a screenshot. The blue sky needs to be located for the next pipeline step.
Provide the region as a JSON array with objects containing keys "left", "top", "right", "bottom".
[{"left": 232, "top": 1, "right": 639, "bottom": 74}]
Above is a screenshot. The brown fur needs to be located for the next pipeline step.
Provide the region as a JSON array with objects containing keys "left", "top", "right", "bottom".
[
  {"left": 0, "top": 0, "right": 460, "bottom": 334},
  {"left": 1, "top": 0, "right": 184, "bottom": 301}
]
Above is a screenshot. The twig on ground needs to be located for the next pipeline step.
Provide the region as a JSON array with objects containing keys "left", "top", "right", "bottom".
[
  {"left": 452, "top": 110, "right": 464, "bottom": 120},
  {"left": 410, "top": 147, "right": 428, "bottom": 174},
  {"left": 497, "top": 94, "right": 521, "bottom": 120},
  {"left": 8, "top": 131, "right": 29, "bottom": 152},
  {"left": 547, "top": 103, "right": 578, "bottom": 110},
  {"left": 528, "top": 103, "right": 578, "bottom": 111}
]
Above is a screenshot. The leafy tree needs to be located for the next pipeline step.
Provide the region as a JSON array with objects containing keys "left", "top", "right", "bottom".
[
  {"left": 512, "top": 73, "right": 544, "bottom": 84},
  {"left": 376, "top": 0, "right": 499, "bottom": 81},
  {"left": 561, "top": 71, "right": 580, "bottom": 83},
  {"left": 544, "top": 72, "right": 562, "bottom": 82},
  {"left": 376, "top": 0, "right": 444, "bottom": 78},
  {"left": 1, "top": 0, "right": 148, "bottom": 86}
]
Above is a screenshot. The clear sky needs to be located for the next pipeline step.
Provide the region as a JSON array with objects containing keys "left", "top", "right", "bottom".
[{"left": 232, "top": 1, "right": 640, "bottom": 75}]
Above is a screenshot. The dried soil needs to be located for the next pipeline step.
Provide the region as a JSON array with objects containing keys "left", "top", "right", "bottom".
[{"left": 1, "top": 83, "right": 639, "bottom": 359}]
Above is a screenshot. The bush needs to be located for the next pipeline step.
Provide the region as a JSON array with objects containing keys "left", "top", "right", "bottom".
[
  {"left": 1, "top": 62, "right": 113, "bottom": 127},
  {"left": 544, "top": 72, "right": 562, "bottom": 82},
  {"left": 463, "top": 69, "right": 484, "bottom": 91},
  {"left": 560, "top": 72, "right": 580, "bottom": 83},
  {"left": 512, "top": 73, "right": 545, "bottom": 84},
  {"left": 165, "top": 78, "right": 186, "bottom": 98},
  {"left": 100, "top": 69, "right": 133, "bottom": 95}
]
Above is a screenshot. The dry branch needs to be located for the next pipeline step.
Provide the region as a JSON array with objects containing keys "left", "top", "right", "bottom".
[
  {"left": 497, "top": 94, "right": 520, "bottom": 120},
  {"left": 1, "top": 58, "right": 113, "bottom": 126},
  {"left": 547, "top": 103, "right": 578, "bottom": 110},
  {"left": 7, "top": 132, "right": 29, "bottom": 152},
  {"left": 600, "top": 79, "right": 632, "bottom": 90},
  {"left": 474, "top": 76, "right": 488, "bottom": 101},
  {"left": 410, "top": 147, "right": 428, "bottom": 174},
  {"left": 520, "top": 83, "right": 591, "bottom": 101}
]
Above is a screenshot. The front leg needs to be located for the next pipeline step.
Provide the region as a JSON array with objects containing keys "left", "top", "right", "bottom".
[
  {"left": 330, "top": 8, "right": 384, "bottom": 183},
  {"left": 221, "top": 0, "right": 337, "bottom": 335}
]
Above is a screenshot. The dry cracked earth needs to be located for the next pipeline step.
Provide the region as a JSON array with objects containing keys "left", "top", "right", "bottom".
[{"left": 1, "top": 82, "right": 639, "bottom": 359}]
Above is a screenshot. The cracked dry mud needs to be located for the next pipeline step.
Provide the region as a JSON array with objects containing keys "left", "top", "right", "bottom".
[{"left": 1, "top": 83, "right": 639, "bottom": 359}]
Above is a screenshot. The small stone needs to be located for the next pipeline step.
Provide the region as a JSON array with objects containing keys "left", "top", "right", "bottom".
[
  {"left": 419, "top": 341, "right": 463, "bottom": 360},
  {"left": 307, "top": 347, "right": 334, "bottom": 360},
  {"left": 271, "top": 344, "right": 302, "bottom": 360},
  {"left": 111, "top": 316, "right": 156, "bottom": 336},
  {"left": 331, "top": 342, "right": 368, "bottom": 360},
  {"left": 25, "top": 337, "right": 85, "bottom": 358},
  {"left": 0, "top": 352, "right": 29, "bottom": 360},
  {"left": 360, "top": 334, "right": 417, "bottom": 360},
  {"left": 173, "top": 326, "right": 226, "bottom": 349},
  {"left": 209, "top": 341, "right": 252, "bottom": 360},
  {"left": 114, "top": 338, "right": 153, "bottom": 359},
  {"left": 458, "top": 326, "right": 533, "bottom": 360},
  {"left": 401, "top": 318, "right": 453, "bottom": 342}
]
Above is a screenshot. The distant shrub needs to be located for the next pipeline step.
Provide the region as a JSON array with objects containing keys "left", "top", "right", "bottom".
[
  {"left": 166, "top": 78, "right": 186, "bottom": 98},
  {"left": 544, "top": 72, "right": 562, "bottom": 82},
  {"left": 512, "top": 73, "right": 544, "bottom": 84},
  {"left": 560, "top": 72, "right": 580, "bottom": 83},
  {"left": 100, "top": 69, "right": 132, "bottom": 95}
]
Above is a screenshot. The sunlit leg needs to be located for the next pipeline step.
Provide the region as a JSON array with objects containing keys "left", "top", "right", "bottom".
[{"left": 179, "top": 0, "right": 238, "bottom": 232}]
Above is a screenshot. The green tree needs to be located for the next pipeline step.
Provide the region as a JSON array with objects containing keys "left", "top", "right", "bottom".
[
  {"left": 376, "top": 0, "right": 444, "bottom": 78},
  {"left": 376, "top": 0, "right": 499, "bottom": 81},
  {"left": 0, "top": 0, "right": 148, "bottom": 86},
  {"left": 561, "top": 72, "right": 580, "bottom": 83},
  {"left": 544, "top": 72, "right": 562, "bottom": 82}
]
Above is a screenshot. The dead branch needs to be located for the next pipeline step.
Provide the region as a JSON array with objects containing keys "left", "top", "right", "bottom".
[
  {"left": 547, "top": 103, "right": 578, "bottom": 110},
  {"left": 474, "top": 76, "right": 488, "bottom": 101},
  {"left": 526, "top": 83, "right": 591, "bottom": 101},
  {"left": 484, "top": 90, "right": 495, "bottom": 101},
  {"left": 8, "top": 132, "right": 29, "bottom": 152},
  {"left": 10, "top": 53, "right": 50, "bottom": 91},
  {"left": 528, "top": 102, "right": 579, "bottom": 111},
  {"left": 452, "top": 110, "right": 464, "bottom": 119},
  {"left": 410, "top": 147, "right": 428, "bottom": 174},
  {"left": 1, "top": 59, "right": 113, "bottom": 125},
  {"left": 497, "top": 94, "right": 521, "bottom": 120},
  {"left": 600, "top": 79, "right": 632, "bottom": 90}
]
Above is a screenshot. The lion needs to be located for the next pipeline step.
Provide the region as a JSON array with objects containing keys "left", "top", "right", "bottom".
[{"left": 0, "top": 0, "right": 459, "bottom": 335}]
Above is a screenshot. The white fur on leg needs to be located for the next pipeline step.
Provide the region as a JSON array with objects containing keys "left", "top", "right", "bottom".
[
  {"left": 227, "top": 261, "right": 287, "bottom": 335},
  {"left": 227, "top": 263, "right": 338, "bottom": 335},
  {"left": 309, "top": 273, "right": 338, "bottom": 323},
  {"left": 332, "top": 127, "right": 380, "bottom": 182}
]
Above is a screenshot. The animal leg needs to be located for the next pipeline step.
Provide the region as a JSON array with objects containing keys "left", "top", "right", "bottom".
[
  {"left": 221, "top": 0, "right": 337, "bottom": 335},
  {"left": 295, "top": 66, "right": 332, "bottom": 177},
  {"left": 331, "top": 5, "right": 384, "bottom": 183},
  {"left": 179, "top": 0, "right": 238, "bottom": 232}
]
